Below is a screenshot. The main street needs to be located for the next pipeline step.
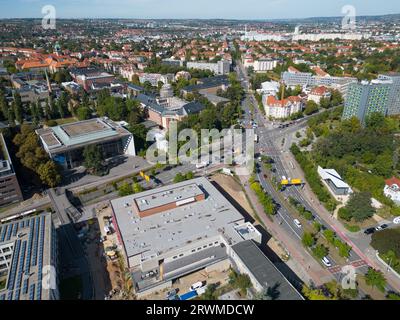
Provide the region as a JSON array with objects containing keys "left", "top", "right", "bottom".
[{"left": 234, "top": 59, "right": 400, "bottom": 294}]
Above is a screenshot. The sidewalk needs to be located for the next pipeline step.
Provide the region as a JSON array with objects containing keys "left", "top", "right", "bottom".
[{"left": 238, "top": 174, "right": 333, "bottom": 287}]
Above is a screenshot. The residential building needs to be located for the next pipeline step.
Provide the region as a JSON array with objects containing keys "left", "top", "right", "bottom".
[
  {"left": 384, "top": 177, "right": 400, "bottom": 205},
  {"left": 135, "top": 93, "right": 205, "bottom": 130},
  {"left": 0, "top": 212, "right": 59, "bottom": 300},
  {"left": 308, "top": 86, "right": 331, "bottom": 104},
  {"left": 253, "top": 59, "right": 279, "bottom": 72},
  {"left": 70, "top": 67, "right": 116, "bottom": 91},
  {"left": 282, "top": 71, "right": 357, "bottom": 96},
  {"left": 342, "top": 81, "right": 392, "bottom": 122},
  {"left": 0, "top": 134, "right": 23, "bottom": 207},
  {"left": 187, "top": 60, "right": 231, "bottom": 75},
  {"left": 377, "top": 73, "right": 400, "bottom": 115},
  {"left": 263, "top": 95, "right": 303, "bottom": 119},
  {"left": 36, "top": 118, "right": 136, "bottom": 169},
  {"left": 318, "top": 166, "right": 353, "bottom": 196},
  {"left": 181, "top": 76, "right": 229, "bottom": 97}
]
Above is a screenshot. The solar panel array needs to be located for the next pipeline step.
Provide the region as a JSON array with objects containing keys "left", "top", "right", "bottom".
[{"left": 0, "top": 213, "right": 54, "bottom": 300}]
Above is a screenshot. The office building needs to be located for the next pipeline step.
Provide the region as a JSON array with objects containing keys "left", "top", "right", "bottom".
[
  {"left": 342, "top": 81, "right": 391, "bottom": 122},
  {"left": 36, "top": 118, "right": 136, "bottom": 169},
  {"left": 110, "top": 177, "right": 264, "bottom": 296},
  {"left": 0, "top": 134, "right": 23, "bottom": 207},
  {"left": 0, "top": 212, "right": 59, "bottom": 300}
]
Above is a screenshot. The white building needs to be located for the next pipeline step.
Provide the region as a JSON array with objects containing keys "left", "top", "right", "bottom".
[
  {"left": 308, "top": 86, "right": 331, "bottom": 104},
  {"left": 253, "top": 59, "right": 278, "bottom": 72},
  {"left": 263, "top": 95, "right": 303, "bottom": 119},
  {"left": 384, "top": 177, "right": 400, "bottom": 205},
  {"left": 187, "top": 60, "right": 231, "bottom": 75},
  {"left": 257, "top": 81, "right": 280, "bottom": 96}
]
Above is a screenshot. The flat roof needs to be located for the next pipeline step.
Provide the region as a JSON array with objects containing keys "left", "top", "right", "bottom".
[
  {"left": 0, "top": 212, "right": 54, "bottom": 301},
  {"left": 111, "top": 177, "right": 247, "bottom": 261},
  {"left": 36, "top": 118, "right": 132, "bottom": 154},
  {"left": 135, "top": 183, "right": 204, "bottom": 213},
  {"left": 232, "top": 240, "right": 304, "bottom": 300}
]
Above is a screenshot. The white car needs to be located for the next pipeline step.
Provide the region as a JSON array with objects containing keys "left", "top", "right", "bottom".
[
  {"left": 190, "top": 281, "right": 205, "bottom": 291},
  {"left": 394, "top": 217, "right": 400, "bottom": 225},
  {"left": 294, "top": 219, "right": 302, "bottom": 228},
  {"left": 322, "top": 257, "right": 332, "bottom": 268}
]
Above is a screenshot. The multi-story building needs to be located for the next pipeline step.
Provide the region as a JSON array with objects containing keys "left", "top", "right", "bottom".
[
  {"left": 308, "top": 86, "right": 331, "bottom": 104},
  {"left": 187, "top": 60, "right": 231, "bottom": 75},
  {"left": 36, "top": 118, "right": 136, "bottom": 169},
  {"left": 342, "top": 81, "right": 392, "bottom": 122},
  {"left": 0, "top": 134, "right": 23, "bottom": 207},
  {"left": 282, "top": 71, "right": 357, "bottom": 96},
  {"left": 377, "top": 73, "right": 400, "bottom": 115},
  {"left": 263, "top": 95, "right": 303, "bottom": 119},
  {"left": 253, "top": 59, "right": 279, "bottom": 72},
  {"left": 110, "top": 177, "right": 302, "bottom": 299},
  {"left": 69, "top": 67, "right": 116, "bottom": 91},
  {"left": 0, "top": 212, "right": 59, "bottom": 300}
]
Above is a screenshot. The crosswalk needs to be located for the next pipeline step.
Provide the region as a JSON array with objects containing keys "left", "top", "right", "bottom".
[{"left": 328, "top": 259, "right": 368, "bottom": 275}]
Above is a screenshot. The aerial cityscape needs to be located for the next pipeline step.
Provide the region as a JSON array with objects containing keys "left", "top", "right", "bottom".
[{"left": 1, "top": 0, "right": 400, "bottom": 307}]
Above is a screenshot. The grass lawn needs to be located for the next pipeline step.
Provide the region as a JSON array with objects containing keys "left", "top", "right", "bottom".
[{"left": 59, "top": 276, "right": 83, "bottom": 300}]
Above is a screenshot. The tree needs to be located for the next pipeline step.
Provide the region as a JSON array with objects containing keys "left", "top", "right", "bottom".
[
  {"left": 302, "top": 232, "right": 315, "bottom": 248},
  {"left": 229, "top": 270, "right": 252, "bottom": 295},
  {"left": 118, "top": 182, "right": 133, "bottom": 196},
  {"left": 364, "top": 268, "right": 387, "bottom": 292},
  {"left": 313, "top": 244, "right": 329, "bottom": 259},
  {"left": 132, "top": 182, "right": 143, "bottom": 194},
  {"left": 304, "top": 100, "right": 319, "bottom": 116},
  {"left": 346, "top": 192, "right": 375, "bottom": 222},
  {"left": 302, "top": 285, "right": 333, "bottom": 300},
  {"left": 37, "top": 161, "right": 61, "bottom": 187},
  {"left": 76, "top": 106, "right": 91, "bottom": 120},
  {"left": 83, "top": 145, "right": 103, "bottom": 174},
  {"left": 200, "top": 283, "right": 218, "bottom": 300}
]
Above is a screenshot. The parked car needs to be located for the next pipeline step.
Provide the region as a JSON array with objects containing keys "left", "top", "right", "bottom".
[
  {"left": 190, "top": 281, "right": 205, "bottom": 291},
  {"left": 322, "top": 257, "right": 332, "bottom": 268},
  {"left": 375, "top": 224, "right": 389, "bottom": 231},
  {"left": 294, "top": 219, "right": 302, "bottom": 229},
  {"left": 364, "top": 228, "right": 375, "bottom": 235}
]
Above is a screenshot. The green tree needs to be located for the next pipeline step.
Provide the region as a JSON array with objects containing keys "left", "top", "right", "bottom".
[
  {"left": 37, "top": 161, "right": 61, "bottom": 187},
  {"left": 83, "top": 145, "right": 103, "bottom": 174},
  {"left": 118, "top": 182, "right": 133, "bottom": 197},
  {"left": 302, "top": 232, "right": 315, "bottom": 248},
  {"left": 304, "top": 100, "right": 319, "bottom": 116},
  {"left": 364, "top": 268, "right": 387, "bottom": 292},
  {"left": 346, "top": 192, "right": 375, "bottom": 222},
  {"left": 313, "top": 244, "right": 329, "bottom": 259},
  {"left": 76, "top": 106, "right": 91, "bottom": 121}
]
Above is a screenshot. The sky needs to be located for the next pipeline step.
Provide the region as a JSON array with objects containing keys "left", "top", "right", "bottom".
[{"left": 0, "top": 0, "right": 399, "bottom": 20}]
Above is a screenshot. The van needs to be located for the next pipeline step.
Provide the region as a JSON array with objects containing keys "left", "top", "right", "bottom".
[
  {"left": 190, "top": 281, "right": 205, "bottom": 291},
  {"left": 322, "top": 257, "right": 332, "bottom": 268},
  {"left": 293, "top": 219, "right": 302, "bottom": 228}
]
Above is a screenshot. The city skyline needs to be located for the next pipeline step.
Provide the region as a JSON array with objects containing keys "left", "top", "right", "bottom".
[{"left": 0, "top": 0, "right": 399, "bottom": 19}]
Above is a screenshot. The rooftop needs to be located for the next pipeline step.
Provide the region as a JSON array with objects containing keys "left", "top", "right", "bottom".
[
  {"left": 231, "top": 240, "right": 304, "bottom": 300},
  {"left": 0, "top": 212, "right": 54, "bottom": 301},
  {"left": 318, "top": 166, "right": 352, "bottom": 190},
  {"left": 111, "top": 177, "right": 253, "bottom": 263},
  {"left": 36, "top": 118, "right": 132, "bottom": 154}
]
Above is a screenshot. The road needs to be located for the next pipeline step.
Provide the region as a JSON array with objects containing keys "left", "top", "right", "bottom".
[{"left": 235, "top": 59, "right": 400, "bottom": 294}]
